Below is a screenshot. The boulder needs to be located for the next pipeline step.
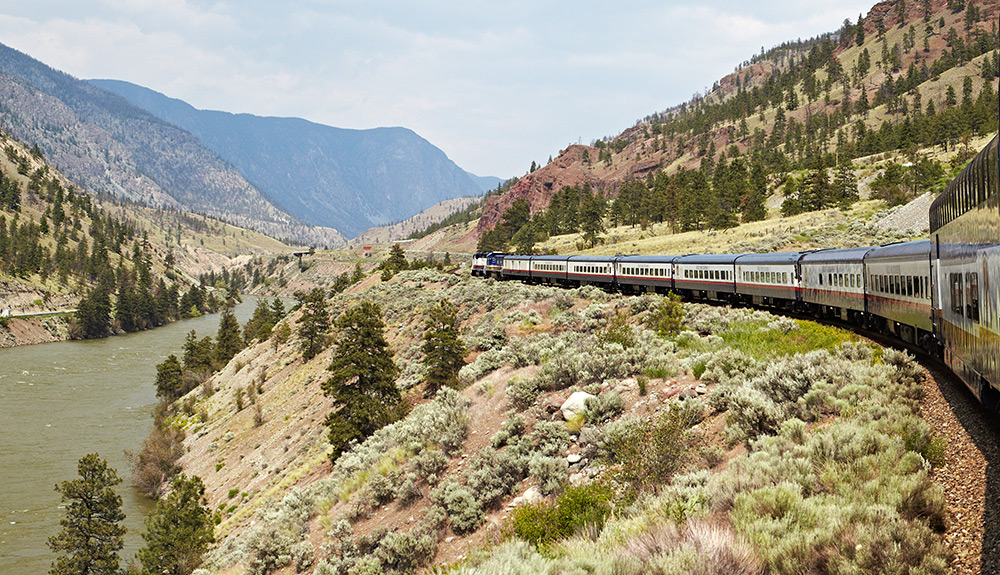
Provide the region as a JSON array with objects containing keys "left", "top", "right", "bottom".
[
  {"left": 561, "top": 391, "right": 596, "bottom": 421},
  {"left": 511, "top": 486, "right": 544, "bottom": 507},
  {"left": 567, "top": 453, "right": 583, "bottom": 464}
]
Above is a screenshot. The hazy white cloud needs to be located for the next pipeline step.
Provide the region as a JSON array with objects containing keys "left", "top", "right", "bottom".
[{"left": 0, "top": 1, "right": 871, "bottom": 176}]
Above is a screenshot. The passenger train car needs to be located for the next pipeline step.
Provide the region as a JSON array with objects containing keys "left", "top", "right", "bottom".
[
  {"left": 930, "top": 136, "right": 999, "bottom": 409},
  {"left": 474, "top": 134, "right": 999, "bottom": 410}
]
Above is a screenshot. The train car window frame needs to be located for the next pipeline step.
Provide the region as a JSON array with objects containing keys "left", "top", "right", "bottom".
[
  {"left": 968, "top": 272, "right": 980, "bottom": 322},
  {"left": 951, "top": 273, "right": 964, "bottom": 315}
]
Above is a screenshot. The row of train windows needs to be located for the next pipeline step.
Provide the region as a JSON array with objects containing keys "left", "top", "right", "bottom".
[
  {"left": 870, "top": 274, "right": 929, "bottom": 300},
  {"left": 818, "top": 272, "right": 863, "bottom": 289},
  {"left": 623, "top": 267, "right": 667, "bottom": 277},
  {"left": 932, "top": 141, "right": 997, "bottom": 230},
  {"left": 950, "top": 272, "right": 981, "bottom": 323},
  {"left": 536, "top": 263, "right": 565, "bottom": 272},
  {"left": 683, "top": 269, "right": 730, "bottom": 281},
  {"left": 574, "top": 265, "right": 610, "bottom": 275},
  {"left": 742, "top": 271, "right": 789, "bottom": 285}
]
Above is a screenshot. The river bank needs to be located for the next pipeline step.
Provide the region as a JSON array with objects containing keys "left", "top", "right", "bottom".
[{"left": 0, "top": 298, "right": 260, "bottom": 575}]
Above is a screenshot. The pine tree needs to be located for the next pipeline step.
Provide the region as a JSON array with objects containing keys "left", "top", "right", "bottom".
[
  {"left": 295, "top": 288, "right": 330, "bottom": 361},
  {"left": 74, "top": 286, "right": 111, "bottom": 339},
  {"left": 421, "top": 299, "right": 467, "bottom": 395},
  {"left": 155, "top": 354, "right": 184, "bottom": 400},
  {"left": 48, "top": 454, "right": 126, "bottom": 575},
  {"left": 323, "top": 301, "right": 400, "bottom": 461},
  {"left": 136, "top": 474, "right": 215, "bottom": 575},
  {"left": 214, "top": 307, "right": 242, "bottom": 365}
]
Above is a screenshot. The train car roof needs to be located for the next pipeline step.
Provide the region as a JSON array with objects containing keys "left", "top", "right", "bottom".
[
  {"left": 530, "top": 255, "right": 572, "bottom": 261},
  {"left": 567, "top": 255, "right": 619, "bottom": 263},
  {"left": 675, "top": 254, "right": 743, "bottom": 264},
  {"left": 799, "top": 246, "right": 873, "bottom": 263},
  {"left": 615, "top": 255, "right": 678, "bottom": 263},
  {"left": 503, "top": 254, "right": 533, "bottom": 261},
  {"left": 734, "top": 252, "right": 806, "bottom": 265},
  {"left": 864, "top": 239, "right": 931, "bottom": 260}
]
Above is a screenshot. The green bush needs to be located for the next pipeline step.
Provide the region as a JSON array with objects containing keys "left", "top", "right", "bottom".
[
  {"left": 646, "top": 293, "right": 684, "bottom": 337},
  {"left": 509, "top": 483, "right": 613, "bottom": 547},
  {"left": 601, "top": 405, "right": 698, "bottom": 491}
]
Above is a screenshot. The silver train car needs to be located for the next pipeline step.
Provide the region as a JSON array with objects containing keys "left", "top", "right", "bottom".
[
  {"left": 864, "top": 240, "right": 934, "bottom": 347},
  {"left": 930, "top": 135, "right": 999, "bottom": 408}
]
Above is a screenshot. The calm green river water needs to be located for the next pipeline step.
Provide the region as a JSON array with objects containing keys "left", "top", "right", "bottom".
[{"left": 0, "top": 298, "right": 259, "bottom": 574}]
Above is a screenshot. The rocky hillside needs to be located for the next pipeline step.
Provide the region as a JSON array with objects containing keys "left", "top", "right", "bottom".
[
  {"left": 0, "top": 43, "right": 344, "bottom": 247},
  {"left": 89, "top": 80, "right": 491, "bottom": 238},
  {"left": 475, "top": 0, "right": 999, "bottom": 238}
]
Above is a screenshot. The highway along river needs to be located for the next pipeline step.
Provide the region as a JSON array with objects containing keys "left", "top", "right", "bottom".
[{"left": 0, "top": 298, "right": 260, "bottom": 574}]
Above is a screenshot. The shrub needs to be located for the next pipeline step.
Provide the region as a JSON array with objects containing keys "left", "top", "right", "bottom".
[
  {"left": 530, "top": 421, "right": 570, "bottom": 457},
  {"left": 600, "top": 309, "right": 636, "bottom": 348},
  {"left": 510, "top": 483, "right": 613, "bottom": 547},
  {"left": 128, "top": 418, "right": 185, "bottom": 498},
  {"left": 376, "top": 530, "right": 436, "bottom": 574},
  {"left": 528, "top": 455, "right": 568, "bottom": 495},
  {"left": 586, "top": 392, "right": 625, "bottom": 424},
  {"left": 290, "top": 540, "right": 314, "bottom": 573},
  {"left": 601, "top": 405, "right": 698, "bottom": 491},
  {"left": 492, "top": 415, "right": 526, "bottom": 449},
  {"left": 431, "top": 481, "right": 484, "bottom": 535},
  {"left": 646, "top": 293, "right": 684, "bottom": 337},
  {"left": 507, "top": 377, "right": 540, "bottom": 411},
  {"left": 466, "top": 448, "right": 529, "bottom": 509}
]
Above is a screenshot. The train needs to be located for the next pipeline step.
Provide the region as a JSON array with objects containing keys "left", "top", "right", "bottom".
[{"left": 472, "top": 135, "right": 999, "bottom": 410}]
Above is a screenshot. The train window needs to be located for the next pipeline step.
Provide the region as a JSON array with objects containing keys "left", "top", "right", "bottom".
[
  {"left": 907, "top": 276, "right": 913, "bottom": 297},
  {"left": 951, "top": 273, "right": 964, "bottom": 315},
  {"left": 968, "top": 272, "right": 980, "bottom": 322}
]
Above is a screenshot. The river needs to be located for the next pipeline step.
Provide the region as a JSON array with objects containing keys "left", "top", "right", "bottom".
[{"left": 0, "top": 298, "right": 260, "bottom": 574}]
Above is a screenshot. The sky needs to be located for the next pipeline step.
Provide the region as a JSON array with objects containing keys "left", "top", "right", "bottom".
[{"left": 0, "top": 1, "right": 873, "bottom": 179}]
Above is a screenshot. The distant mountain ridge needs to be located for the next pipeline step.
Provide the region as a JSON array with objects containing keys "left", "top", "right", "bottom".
[
  {"left": 0, "top": 43, "right": 343, "bottom": 247},
  {"left": 90, "top": 80, "right": 495, "bottom": 238}
]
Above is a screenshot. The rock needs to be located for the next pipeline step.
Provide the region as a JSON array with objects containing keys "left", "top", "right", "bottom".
[
  {"left": 561, "top": 391, "right": 596, "bottom": 421},
  {"left": 445, "top": 536, "right": 455, "bottom": 543},
  {"left": 567, "top": 453, "right": 583, "bottom": 464},
  {"left": 569, "top": 435, "right": 578, "bottom": 443},
  {"left": 678, "top": 389, "right": 698, "bottom": 401},
  {"left": 512, "top": 486, "right": 544, "bottom": 507},
  {"left": 695, "top": 384, "right": 708, "bottom": 395},
  {"left": 569, "top": 472, "right": 587, "bottom": 486}
]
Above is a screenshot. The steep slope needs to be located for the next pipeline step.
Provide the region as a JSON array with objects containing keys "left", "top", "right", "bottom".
[
  {"left": 89, "top": 80, "right": 491, "bottom": 238},
  {"left": 0, "top": 43, "right": 344, "bottom": 247}
]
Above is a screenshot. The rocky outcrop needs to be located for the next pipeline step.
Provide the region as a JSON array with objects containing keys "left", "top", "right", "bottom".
[{"left": 475, "top": 145, "right": 598, "bottom": 235}]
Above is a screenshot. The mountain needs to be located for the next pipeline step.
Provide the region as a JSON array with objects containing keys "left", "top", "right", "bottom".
[
  {"left": 0, "top": 43, "right": 343, "bottom": 247},
  {"left": 472, "top": 0, "right": 999, "bottom": 245},
  {"left": 89, "top": 80, "right": 493, "bottom": 238}
]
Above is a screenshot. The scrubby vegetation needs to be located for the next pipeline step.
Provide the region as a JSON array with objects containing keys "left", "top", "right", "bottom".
[{"left": 175, "top": 266, "right": 951, "bottom": 575}]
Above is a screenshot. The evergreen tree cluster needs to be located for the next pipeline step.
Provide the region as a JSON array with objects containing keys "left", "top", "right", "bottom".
[{"left": 48, "top": 453, "right": 214, "bottom": 575}]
